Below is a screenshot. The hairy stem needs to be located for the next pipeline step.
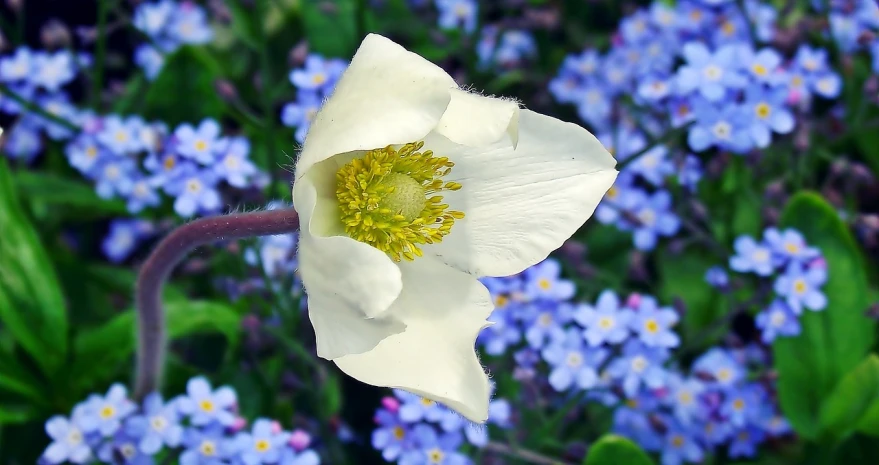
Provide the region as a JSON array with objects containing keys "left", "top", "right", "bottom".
[{"left": 134, "top": 208, "right": 300, "bottom": 400}]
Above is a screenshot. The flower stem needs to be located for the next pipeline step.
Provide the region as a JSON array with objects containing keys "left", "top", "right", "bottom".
[
  {"left": 255, "top": 0, "right": 280, "bottom": 196},
  {"left": 484, "top": 442, "right": 573, "bottom": 465},
  {"left": 0, "top": 83, "right": 80, "bottom": 131},
  {"left": 134, "top": 208, "right": 300, "bottom": 400},
  {"left": 92, "top": 0, "right": 109, "bottom": 109}
]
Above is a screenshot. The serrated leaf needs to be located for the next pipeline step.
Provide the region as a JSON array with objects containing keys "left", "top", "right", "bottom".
[
  {"left": 584, "top": 435, "right": 654, "bottom": 465},
  {"left": 773, "top": 192, "right": 875, "bottom": 440},
  {"left": 0, "top": 158, "right": 68, "bottom": 376}
]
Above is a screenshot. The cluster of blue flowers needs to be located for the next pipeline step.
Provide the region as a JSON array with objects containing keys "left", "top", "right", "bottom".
[
  {"left": 475, "top": 27, "right": 537, "bottom": 71},
  {"left": 371, "top": 389, "right": 511, "bottom": 464},
  {"left": 819, "top": 0, "right": 879, "bottom": 73},
  {"left": 133, "top": 0, "right": 214, "bottom": 79},
  {"left": 281, "top": 55, "right": 347, "bottom": 143},
  {"left": 41, "top": 378, "right": 320, "bottom": 465},
  {"left": 0, "top": 47, "right": 86, "bottom": 161},
  {"left": 707, "top": 227, "right": 827, "bottom": 343},
  {"left": 473, "top": 257, "right": 791, "bottom": 464},
  {"left": 434, "top": 0, "right": 478, "bottom": 35}
]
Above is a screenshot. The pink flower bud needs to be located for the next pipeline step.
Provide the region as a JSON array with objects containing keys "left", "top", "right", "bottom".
[
  {"left": 809, "top": 257, "right": 827, "bottom": 270},
  {"left": 625, "top": 293, "right": 642, "bottom": 310},
  {"left": 231, "top": 416, "right": 248, "bottom": 432},
  {"left": 289, "top": 429, "right": 311, "bottom": 451},
  {"left": 271, "top": 421, "right": 282, "bottom": 434},
  {"left": 381, "top": 396, "right": 400, "bottom": 413}
]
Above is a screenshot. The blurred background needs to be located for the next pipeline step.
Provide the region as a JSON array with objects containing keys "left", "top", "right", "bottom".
[{"left": 1, "top": 0, "right": 878, "bottom": 464}]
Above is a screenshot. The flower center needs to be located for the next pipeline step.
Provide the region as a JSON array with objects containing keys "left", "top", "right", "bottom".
[
  {"left": 752, "top": 64, "right": 768, "bottom": 76},
  {"left": 420, "top": 398, "right": 435, "bottom": 407},
  {"left": 67, "top": 429, "right": 83, "bottom": 445},
  {"left": 770, "top": 311, "right": 786, "bottom": 327},
  {"left": 793, "top": 279, "right": 807, "bottom": 294},
  {"left": 566, "top": 352, "right": 584, "bottom": 367},
  {"left": 428, "top": 448, "right": 445, "bottom": 463},
  {"left": 86, "top": 146, "right": 98, "bottom": 159},
  {"left": 721, "top": 21, "right": 735, "bottom": 35},
  {"left": 598, "top": 317, "right": 614, "bottom": 330},
  {"left": 311, "top": 73, "right": 327, "bottom": 86},
  {"left": 703, "top": 65, "right": 722, "bottom": 81},
  {"left": 150, "top": 415, "right": 168, "bottom": 431},
  {"left": 678, "top": 392, "right": 693, "bottom": 404},
  {"left": 538, "top": 278, "right": 552, "bottom": 290},
  {"left": 606, "top": 186, "right": 618, "bottom": 200},
  {"left": 100, "top": 405, "right": 116, "bottom": 419},
  {"left": 755, "top": 102, "right": 771, "bottom": 119},
  {"left": 164, "top": 156, "right": 176, "bottom": 170},
  {"left": 644, "top": 319, "right": 659, "bottom": 334},
  {"left": 115, "top": 131, "right": 128, "bottom": 143},
  {"left": 187, "top": 180, "right": 202, "bottom": 193},
  {"left": 538, "top": 312, "right": 553, "bottom": 326},
  {"left": 199, "top": 440, "right": 217, "bottom": 456},
  {"left": 199, "top": 400, "right": 215, "bottom": 413},
  {"left": 335, "top": 142, "right": 464, "bottom": 262},
  {"left": 712, "top": 121, "right": 731, "bottom": 139},
  {"left": 393, "top": 426, "right": 406, "bottom": 440},
  {"left": 194, "top": 140, "right": 208, "bottom": 152},
  {"left": 784, "top": 243, "right": 799, "bottom": 254},
  {"left": 631, "top": 356, "right": 648, "bottom": 373},
  {"left": 255, "top": 439, "right": 271, "bottom": 452},
  {"left": 495, "top": 295, "right": 509, "bottom": 308},
  {"left": 733, "top": 398, "right": 745, "bottom": 410},
  {"left": 671, "top": 435, "right": 685, "bottom": 448},
  {"left": 120, "top": 443, "right": 137, "bottom": 459},
  {"left": 716, "top": 368, "right": 732, "bottom": 382}
]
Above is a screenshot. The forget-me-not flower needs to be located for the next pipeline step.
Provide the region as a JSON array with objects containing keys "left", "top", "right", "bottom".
[
  {"left": 231, "top": 419, "right": 290, "bottom": 465},
  {"left": 729, "top": 235, "right": 776, "bottom": 276},
  {"left": 176, "top": 376, "right": 238, "bottom": 426},
  {"left": 575, "top": 289, "right": 633, "bottom": 346},
  {"left": 607, "top": 340, "right": 668, "bottom": 397},
  {"left": 755, "top": 299, "right": 801, "bottom": 342},
  {"left": 83, "top": 383, "right": 137, "bottom": 437},
  {"left": 631, "top": 296, "right": 680, "bottom": 348},
  {"left": 174, "top": 119, "right": 222, "bottom": 164},
  {"left": 125, "top": 392, "right": 183, "bottom": 455},
  {"left": 541, "top": 328, "right": 608, "bottom": 392},
  {"left": 213, "top": 137, "right": 258, "bottom": 188},
  {"left": 180, "top": 425, "right": 232, "bottom": 465},
  {"left": 41, "top": 406, "right": 96, "bottom": 464},
  {"left": 164, "top": 165, "right": 222, "bottom": 217},
  {"left": 743, "top": 84, "right": 794, "bottom": 148},
  {"left": 631, "top": 189, "right": 681, "bottom": 251},
  {"left": 675, "top": 42, "right": 745, "bottom": 102},
  {"left": 774, "top": 261, "right": 828, "bottom": 314}
]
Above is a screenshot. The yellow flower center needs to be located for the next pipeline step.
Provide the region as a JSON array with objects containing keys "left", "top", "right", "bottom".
[
  {"left": 671, "top": 435, "right": 685, "bottom": 448},
  {"left": 679, "top": 392, "right": 693, "bottom": 404},
  {"left": 200, "top": 440, "right": 217, "bottom": 456},
  {"left": 625, "top": 399, "right": 639, "bottom": 408},
  {"left": 717, "top": 368, "right": 732, "bottom": 382},
  {"left": 598, "top": 317, "right": 614, "bottom": 329},
  {"left": 428, "top": 448, "right": 445, "bottom": 463},
  {"left": 335, "top": 142, "right": 464, "bottom": 262},
  {"left": 86, "top": 146, "right": 98, "bottom": 158},
  {"left": 199, "top": 400, "right": 215, "bottom": 413},
  {"left": 150, "top": 416, "right": 168, "bottom": 431},
  {"left": 733, "top": 398, "right": 745, "bottom": 410},
  {"left": 255, "top": 439, "right": 271, "bottom": 452},
  {"left": 538, "top": 278, "right": 552, "bottom": 290},
  {"left": 311, "top": 73, "right": 327, "bottom": 85},
  {"left": 721, "top": 21, "right": 735, "bottom": 35},
  {"left": 100, "top": 405, "right": 116, "bottom": 419},
  {"left": 120, "top": 444, "right": 137, "bottom": 459},
  {"left": 393, "top": 426, "right": 406, "bottom": 440},
  {"left": 164, "top": 156, "right": 176, "bottom": 170},
  {"left": 784, "top": 243, "right": 799, "bottom": 254},
  {"left": 67, "top": 429, "right": 83, "bottom": 445},
  {"left": 793, "top": 279, "right": 807, "bottom": 294},
  {"left": 644, "top": 319, "right": 659, "bottom": 333},
  {"left": 566, "top": 352, "right": 584, "bottom": 367},
  {"left": 755, "top": 102, "right": 771, "bottom": 119},
  {"left": 752, "top": 64, "right": 768, "bottom": 76},
  {"left": 495, "top": 295, "right": 509, "bottom": 308},
  {"left": 194, "top": 140, "right": 208, "bottom": 151},
  {"left": 606, "top": 186, "right": 618, "bottom": 200},
  {"left": 115, "top": 131, "right": 128, "bottom": 143},
  {"left": 420, "top": 398, "right": 435, "bottom": 407}
]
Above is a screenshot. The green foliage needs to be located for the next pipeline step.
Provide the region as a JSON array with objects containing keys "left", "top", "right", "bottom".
[
  {"left": 584, "top": 435, "right": 655, "bottom": 465},
  {"left": 773, "top": 192, "right": 876, "bottom": 440},
  {"left": 71, "top": 300, "right": 243, "bottom": 391},
  {"left": 657, "top": 247, "right": 728, "bottom": 343},
  {"left": 143, "top": 46, "right": 225, "bottom": 126},
  {"left": 13, "top": 170, "right": 128, "bottom": 216},
  {"left": 0, "top": 159, "right": 68, "bottom": 377},
  {"left": 301, "top": 0, "right": 358, "bottom": 57},
  {"left": 818, "top": 355, "right": 879, "bottom": 443}
]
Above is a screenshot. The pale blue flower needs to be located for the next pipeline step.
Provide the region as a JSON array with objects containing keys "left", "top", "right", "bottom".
[
  {"left": 398, "top": 425, "right": 469, "bottom": 465},
  {"left": 102, "top": 219, "right": 154, "bottom": 263},
  {"left": 97, "top": 429, "right": 154, "bottom": 465},
  {"left": 213, "top": 137, "right": 258, "bottom": 188},
  {"left": 574, "top": 290, "right": 633, "bottom": 346},
  {"left": 395, "top": 390, "right": 445, "bottom": 424},
  {"left": 164, "top": 166, "right": 222, "bottom": 217},
  {"left": 0, "top": 47, "right": 33, "bottom": 82},
  {"left": 693, "top": 348, "right": 742, "bottom": 388},
  {"left": 541, "top": 329, "right": 608, "bottom": 392},
  {"left": 134, "top": 44, "right": 167, "bottom": 80},
  {"left": 94, "top": 157, "right": 139, "bottom": 199},
  {"left": 231, "top": 419, "right": 290, "bottom": 465},
  {"left": 728, "top": 425, "right": 765, "bottom": 458},
  {"left": 372, "top": 408, "right": 414, "bottom": 462},
  {"left": 729, "top": 235, "right": 776, "bottom": 276},
  {"left": 180, "top": 425, "right": 232, "bottom": 465},
  {"left": 41, "top": 405, "right": 96, "bottom": 464},
  {"left": 281, "top": 92, "right": 322, "bottom": 143},
  {"left": 675, "top": 42, "right": 746, "bottom": 102},
  {"left": 176, "top": 377, "right": 238, "bottom": 426},
  {"left": 82, "top": 383, "right": 137, "bottom": 437},
  {"left": 774, "top": 261, "right": 828, "bottom": 314},
  {"left": 125, "top": 392, "right": 183, "bottom": 455},
  {"left": 687, "top": 98, "right": 752, "bottom": 153},
  {"left": 742, "top": 84, "right": 794, "bottom": 148},
  {"left": 3, "top": 121, "right": 43, "bottom": 162},
  {"left": 288, "top": 55, "right": 346, "bottom": 92},
  {"left": 630, "top": 189, "right": 680, "bottom": 251},
  {"left": 168, "top": 3, "right": 213, "bottom": 44},
  {"left": 631, "top": 296, "right": 680, "bottom": 348},
  {"left": 436, "top": 0, "right": 478, "bottom": 34},
  {"left": 660, "top": 425, "right": 703, "bottom": 465},
  {"left": 98, "top": 115, "right": 143, "bottom": 155},
  {"left": 134, "top": 0, "right": 175, "bottom": 37},
  {"left": 608, "top": 340, "right": 668, "bottom": 397},
  {"left": 664, "top": 374, "right": 706, "bottom": 426},
  {"left": 31, "top": 51, "right": 76, "bottom": 92},
  {"left": 174, "top": 119, "right": 222, "bottom": 164},
  {"left": 763, "top": 227, "right": 819, "bottom": 264}
]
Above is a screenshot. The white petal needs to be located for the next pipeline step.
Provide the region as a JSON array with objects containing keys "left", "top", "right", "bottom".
[
  {"left": 423, "top": 109, "right": 617, "bottom": 277},
  {"left": 295, "top": 34, "right": 457, "bottom": 180},
  {"left": 295, "top": 171, "right": 406, "bottom": 359},
  {"left": 435, "top": 89, "right": 519, "bottom": 148},
  {"left": 333, "top": 257, "right": 493, "bottom": 423}
]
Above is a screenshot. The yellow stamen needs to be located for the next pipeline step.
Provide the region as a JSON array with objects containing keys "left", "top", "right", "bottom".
[{"left": 335, "top": 142, "right": 464, "bottom": 262}]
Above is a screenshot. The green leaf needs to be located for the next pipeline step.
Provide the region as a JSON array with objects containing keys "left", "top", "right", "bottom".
[
  {"left": 818, "top": 355, "right": 879, "bottom": 442},
  {"left": 656, "top": 248, "right": 727, "bottom": 341},
  {"left": 71, "top": 300, "right": 242, "bottom": 390},
  {"left": 0, "top": 404, "right": 40, "bottom": 425},
  {"left": 14, "top": 170, "right": 127, "bottom": 215},
  {"left": 143, "top": 46, "right": 225, "bottom": 126},
  {"left": 0, "top": 158, "right": 68, "bottom": 376},
  {"left": 773, "top": 192, "right": 876, "bottom": 440},
  {"left": 301, "top": 0, "right": 357, "bottom": 58},
  {"left": 584, "top": 435, "right": 654, "bottom": 465},
  {"left": 0, "top": 347, "right": 46, "bottom": 405},
  {"left": 857, "top": 400, "right": 879, "bottom": 437}
]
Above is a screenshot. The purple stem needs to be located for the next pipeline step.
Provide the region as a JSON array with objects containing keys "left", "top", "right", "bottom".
[{"left": 134, "top": 208, "right": 300, "bottom": 399}]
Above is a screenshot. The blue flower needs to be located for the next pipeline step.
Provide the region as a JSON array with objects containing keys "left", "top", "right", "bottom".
[
  {"left": 31, "top": 94, "right": 77, "bottom": 140},
  {"left": 704, "top": 266, "right": 729, "bottom": 288},
  {"left": 97, "top": 429, "right": 154, "bottom": 465},
  {"left": 742, "top": 84, "right": 794, "bottom": 148},
  {"left": 133, "top": 0, "right": 175, "bottom": 37},
  {"left": 180, "top": 425, "right": 233, "bottom": 465},
  {"left": 692, "top": 348, "right": 742, "bottom": 388},
  {"left": 774, "top": 261, "right": 828, "bottom": 314},
  {"left": 678, "top": 155, "right": 702, "bottom": 192},
  {"left": 575, "top": 290, "right": 633, "bottom": 346},
  {"left": 126, "top": 175, "right": 162, "bottom": 214},
  {"left": 134, "top": 44, "right": 167, "bottom": 80},
  {"left": 660, "top": 424, "right": 703, "bottom": 465},
  {"left": 675, "top": 42, "right": 745, "bottom": 102},
  {"left": 722, "top": 384, "right": 764, "bottom": 427},
  {"left": 281, "top": 92, "right": 322, "bottom": 143},
  {"left": 168, "top": 3, "right": 213, "bottom": 44},
  {"left": 763, "top": 227, "right": 820, "bottom": 264},
  {"left": 728, "top": 425, "right": 765, "bottom": 458},
  {"left": 174, "top": 119, "right": 222, "bottom": 164},
  {"left": 398, "top": 425, "right": 469, "bottom": 465},
  {"left": 561, "top": 49, "right": 602, "bottom": 81},
  {"left": 631, "top": 296, "right": 680, "bottom": 348},
  {"left": 83, "top": 383, "right": 137, "bottom": 437},
  {"left": 607, "top": 340, "right": 668, "bottom": 397},
  {"left": 3, "top": 121, "right": 43, "bottom": 162},
  {"left": 575, "top": 85, "right": 614, "bottom": 129},
  {"left": 541, "top": 328, "right": 608, "bottom": 392},
  {"left": 522, "top": 302, "right": 572, "bottom": 349},
  {"left": 829, "top": 12, "right": 860, "bottom": 52},
  {"left": 698, "top": 417, "right": 733, "bottom": 446},
  {"left": 477, "top": 308, "right": 521, "bottom": 356},
  {"left": 244, "top": 234, "right": 298, "bottom": 277},
  {"left": 164, "top": 165, "right": 222, "bottom": 217},
  {"left": 98, "top": 115, "right": 143, "bottom": 155},
  {"left": 41, "top": 406, "right": 96, "bottom": 464},
  {"left": 395, "top": 390, "right": 446, "bottom": 424},
  {"left": 729, "top": 235, "right": 776, "bottom": 276},
  {"left": 612, "top": 394, "right": 663, "bottom": 451},
  {"left": 740, "top": 47, "right": 784, "bottom": 86},
  {"left": 213, "top": 137, "right": 258, "bottom": 188},
  {"left": 494, "top": 30, "right": 537, "bottom": 67},
  {"left": 0, "top": 81, "right": 36, "bottom": 114},
  {"left": 0, "top": 47, "right": 33, "bottom": 82},
  {"left": 372, "top": 408, "right": 414, "bottom": 462},
  {"left": 95, "top": 157, "right": 139, "bottom": 200},
  {"left": 436, "top": 0, "right": 478, "bottom": 34},
  {"left": 522, "top": 259, "right": 575, "bottom": 302},
  {"left": 664, "top": 374, "right": 706, "bottom": 426},
  {"left": 637, "top": 75, "right": 673, "bottom": 103},
  {"left": 31, "top": 51, "right": 76, "bottom": 91},
  {"left": 144, "top": 152, "right": 185, "bottom": 187},
  {"left": 629, "top": 145, "right": 674, "bottom": 186},
  {"left": 631, "top": 190, "right": 680, "bottom": 251},
  {"left": 177, "top": 376, "right": 238, "bottom": 426},
  {"left": 125, "top": 392, "right": 183, "bottom": 455},
  {"left": 289, "top": 55, "right": 346, "bottom": 92},
  {"left": 756, "top": 299, "right": 801, "bottom": 343},
  {"left": 595, "top": 172, "right": 637, "bottom": 225},
  {"left": 231, "top": 419, "right": 290, "bottom": 465},
  {"left": 102, "top": 219, "right": 154, "bottom": 263},
  {"left": 744, "top": 0, "right": 778, "bottom": 42},
  {"left": 687, "top": 98, "right": 752, "bottom": 153},
  {"left": 278, "top": 447, "right": 321, "bottom": 465}
]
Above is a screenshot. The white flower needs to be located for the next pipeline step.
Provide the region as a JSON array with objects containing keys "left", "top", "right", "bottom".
[{"left": 291, "top": 34, "right": 617, "bottom": 422}]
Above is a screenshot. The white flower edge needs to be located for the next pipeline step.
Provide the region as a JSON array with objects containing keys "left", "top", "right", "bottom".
[{"left": 292, "top": 34, "right": 617, "bottom": 422}]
